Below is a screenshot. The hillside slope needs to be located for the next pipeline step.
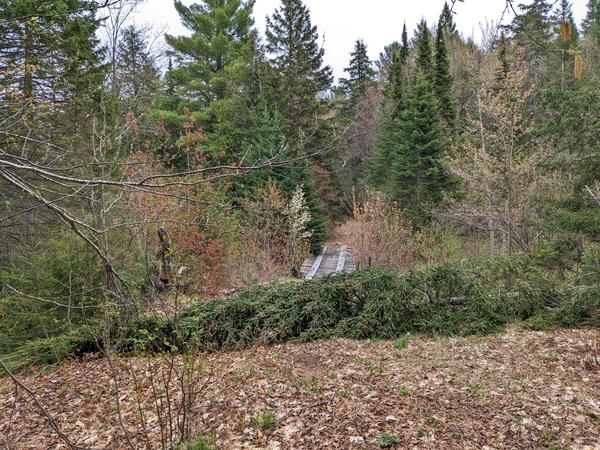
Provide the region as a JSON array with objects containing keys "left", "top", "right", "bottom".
[{"left": 1, "top": 327, "right": 599, "bottom": 449}]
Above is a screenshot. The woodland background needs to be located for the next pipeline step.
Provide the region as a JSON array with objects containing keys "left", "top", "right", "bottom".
[{"left": 0, "top": 0, "right": 600, "bottom": 447}]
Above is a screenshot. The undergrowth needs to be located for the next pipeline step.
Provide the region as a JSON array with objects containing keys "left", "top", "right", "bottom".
[{"left": 2, "top": 256, "right": 599, "bottom": 374}]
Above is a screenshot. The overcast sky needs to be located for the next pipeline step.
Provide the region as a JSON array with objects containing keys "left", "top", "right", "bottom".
[{"left": 131, "top": 0, "right": 587, "bottom": 80}]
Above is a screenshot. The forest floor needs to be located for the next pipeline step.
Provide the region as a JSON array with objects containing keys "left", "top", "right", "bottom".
[{"left": 1, "top": 327, "right": 599, "bottom": 449}]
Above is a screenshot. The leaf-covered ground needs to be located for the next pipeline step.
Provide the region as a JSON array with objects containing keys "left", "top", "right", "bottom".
[{"left": 1, "top": 327, "right": 599, "bottom": 449}]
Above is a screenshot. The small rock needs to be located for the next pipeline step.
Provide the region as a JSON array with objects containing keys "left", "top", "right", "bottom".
[
  {"left": 350, "top": 435, "right": 365, "bottom": 444},
  {"left": 386, "top": 415, "right": 397, "bottom": 422}
]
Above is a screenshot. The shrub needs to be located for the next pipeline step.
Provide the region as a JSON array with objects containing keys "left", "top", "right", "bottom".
[
  {"left": 377, "top": 432, "right": 401, "bottom": 447},
  {"left": 178, "top": 435, "right": 217, "bottom": 450},
  {"left": 257, "top": 410, "right": 277, "bottom": 430},
  {"left": 6, "top": 255, "right": 597, "bottom": 373},
  {"left": 394, "top": 335, "right": 410, "bottom": 350}
]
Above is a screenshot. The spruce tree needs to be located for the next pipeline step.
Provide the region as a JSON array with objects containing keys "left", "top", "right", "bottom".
[
  {"left": 506, "top": 0, "right": 552, "bottom": 85},
  {"left": 400, "top": 23, "right": 410, "bottom": 64},
  {"left": 582, "top": 0, "right": 600, "bottom": 38},
  {"left": 496, "top": 32, "right": 511, "bottom": 83},
  {"left": 340, "top": 39, "right": 375, "bottom": 106},
  {"left": 242, "top": 101, "right": 327, "bottom": 250},
  {"left": 390, "top": 71, "right": 450, "bottom": 217},
  {"left": 376, "top": 24, "right": 408, "bottom": 75},
  {"left": 0, "top": 0, "right": 103, "bottom": 102},
  {"left": 439, "top": 1, "right": 457, "bottom": 35},
  {"left": 365, "top": 46, "right": 405, "bottom": 189},
  {"left": 265, "top": 0, "right": 333, "bottom": 141},
  {"left": 415, "top": 20, "right": 434, "bottom": 83},
  {"left": 551, "top": 0, "right": 579, "bottom": 90},
  {"left": 115, "top": 26, "right": 161, "bottom": 115},
  {"left": 434, "top": 21, "right": 456, "bottom": 133}
]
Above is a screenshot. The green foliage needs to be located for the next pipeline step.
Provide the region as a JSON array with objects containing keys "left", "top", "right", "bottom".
[
  {"left": 0, "top": 326, "right": 95, "bottom": 374},
  {"left": 0, "top": 231, "right": 104, "bottom": 354},
  {"left": 434, "top": 20, "right": 456, "bottom": 132},
  {"left": 114, "top": 25, "right": 161, "bottom": 115},
  {"left": 584, "top": 0, "right": 600, "bottom": 42},
  {"left": 158, "top": 0, "right": 256, "bottom": 164},
  {"left": 365, "top": 43, "right": 405, "bottom": 189},
  {"left": 257, "top": 410, "right": 277, "bottom": 430},
  {"left": 5, "top": 252, "right": 600, "bottom": 372},
  {"left": 0, "top": 0, "right": 104, "bottom": 101},
  {"left": 394, "top": 335, "right": 410, "bottom": 350},
  {"left": 236, "top": 102, "right": 327, "bottom": 251},
  {"left": 377, "top": 432, "right": 401, "bottom": 448},
  {"left": 265, "top": 0, "right": 333, "bottom": 141},
  {"left": 178, "top": 434, "right": 218, "bottom": 450},
  {"left": 390, "top": 71, "right": 451, "bottom": 218},
  {"left": 415, "top": 20, "right": 434, "bottom": 83},
  {"left": 439, "top": 2, "right": 457, "bottom": 35},
  {"left": 506, "top": 0, "right": 552, "bottom": 84},
  {"left": 538, "top": 86, "right": 600, "bottom": 241},
  {"left": 340, "top": 39, "right": 375, "bottom": 107}
]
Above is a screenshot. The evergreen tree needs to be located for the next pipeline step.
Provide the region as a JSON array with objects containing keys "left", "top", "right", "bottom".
[
  {"left": 415, "top": 20, "right": 434, "bottom": 83},
  {"left": 496, "top": 32, "right": 511, "bottom": 84},
  {"left": 242, "top": 100, "right": 327, "bottom": 250},
  {"left": 439, "top": 1, "right": 457, "bottom": 35},
  {"left": 553, "top": 0, "right": 579, "bottom": 41},
  {"left": 582, "top": 0, "right": 600, "bottom": 39},
  {"left": 166, "top": 58, "right": 175, "bottom": 96},
  {"left": 340, "top": 39, "right": 375, "bottom": 105},
  {"left": 0, "top": 0, "right": 103, "bottom": 103},
  {"left": 365, "top": 43, "right": 405, "bottom": 189},
  {"left": 434, "top": 21, "right": 456, "bottom": 132},
  {"left": 115, "top": 25, "right": 161, "bottom": 114},
  {"left": 375, "top": 23, "right": 408, "bottom": 76},
  {"left": 365, "top": 33, "right": 406, "bottom": 191},
  {"left": 506, "top": 0, "right": 552, "bottom": 85},
  {"left": 376, "top": 41, "right": 401, "bottom": 72},
  {"left": 400, "top": 22, "right": 410, "bottom": 63},
  {"left": 165, "top": 0, "right": 254, "bottom": 110},
  {"left": 265, "top": 0, "right": 333, "bottom": 141},
  {"left": 551, "top": 0, "right": 579, "bottom": 90},
  {"left": 390, "top": 71, "right": 450, "bottom": 217},
  {"left": 160, "top": 0, "right": 257, "bottom": 165}
]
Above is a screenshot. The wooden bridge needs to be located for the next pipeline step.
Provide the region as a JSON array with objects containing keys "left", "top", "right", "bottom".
[{"left": 300, "top": 246, "right": 357, "bottom": 279}]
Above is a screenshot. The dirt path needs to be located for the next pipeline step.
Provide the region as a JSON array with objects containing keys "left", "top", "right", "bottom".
[{"left": 1, "top": 327, "right": 599, "bottom": 449}]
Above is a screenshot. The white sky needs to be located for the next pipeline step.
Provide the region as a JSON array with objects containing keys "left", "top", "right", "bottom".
[{"left": 131, "top": 0, "right": 588, "bottom": 80}]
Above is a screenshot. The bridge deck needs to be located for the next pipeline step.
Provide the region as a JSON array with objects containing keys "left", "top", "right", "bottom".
[{"left": 300, "top": 246, "right": 357, "bottom": 279}]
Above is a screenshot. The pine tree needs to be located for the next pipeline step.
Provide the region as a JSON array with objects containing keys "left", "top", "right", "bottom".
[
  {"left": 165, "top": 0, "right": 255, "bottom": 111},
  {"left": 439, "top": 1, "right": 457, "bottom": 35},
  {"left": 390, "top": 71, "right": 450, "bottom": 217},
  {"left": 376, "top": 41, "right": 401, "bottom": 72},
  {"left": 160, "top": 0, "right": 256, "bottom": 165},
  {"left": 340, "top": 39, "right": 375, "bottom": 106},
  {"left": 265, "top": 0, "right": 333, "bottom": 141},
  {"left": 415, "top": 20, "right": 434, "bottom": 83},
  {"left": 434, "top": 21, "right": 456, "bottom": 132}
]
